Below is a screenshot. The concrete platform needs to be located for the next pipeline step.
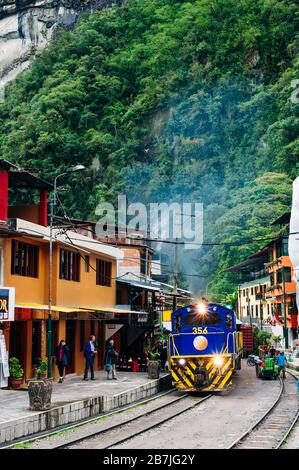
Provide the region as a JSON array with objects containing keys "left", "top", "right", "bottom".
[{"left": 0, "top": 371, "right": 171, "bottom": 445}]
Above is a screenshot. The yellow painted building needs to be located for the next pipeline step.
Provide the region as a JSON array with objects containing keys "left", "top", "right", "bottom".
[{"left": 1, "top": 218, "right": 123, "bottom": 381}]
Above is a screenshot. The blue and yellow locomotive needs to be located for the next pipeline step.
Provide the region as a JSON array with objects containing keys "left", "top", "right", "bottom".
[{"left": 168, "top": 302, "right": 243, "bottom": 392}]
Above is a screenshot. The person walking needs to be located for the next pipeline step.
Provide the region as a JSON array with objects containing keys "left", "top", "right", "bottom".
[
  {"left": 55, "top": 340, "right": 69, "bottom": 383},
  {"left": 158, "top": 340, "right": 168, "bottom": 372},
  {"left": 269, "top": 345, "right": 276, "bottom": 358},
  {"left": 276, "top": 350, "right": 287, "bottom": 379},
  {"left": 83, "top": 335, "right": 97, "bottom": 381},
  {"left": 105, "top": 339, "right": 118, "bottom": 380}
]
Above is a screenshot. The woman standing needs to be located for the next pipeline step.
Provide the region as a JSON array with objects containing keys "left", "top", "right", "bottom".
[
  {"left": 105, "top": 339, "right": 118, "bottom": 380},
  {"left": 55, "top": 340, "right": 69, "bottom": 383}
]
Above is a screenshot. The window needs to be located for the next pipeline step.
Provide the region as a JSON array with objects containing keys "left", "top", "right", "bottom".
[
  {"left": 243, "top": 290, "right": 245, "bottom": 297},
  {"left": 270, "top": 273, "right": 275, "bottom": 286},
  {"left": 84, "top": 255, "right": 90, "bottom": 273},
  {"left": 225, "top": 313, "right": 232, "bottom": 330},
  {"left": 96, "top": 259, "right": 112, "bottom": 286},
  {"left": 276, "top": 243, "right": 282, "bottom": 258},
  {"left": 184, "top": 312, "right": 221, "bottom": 327},
  {"left": 11, "top": 240, "right": 38, "bottom": 277},
  {"left": 282, "top": 238, "right": 288, "bottom": 256},
  {"left": 59, "top": 249, "right": 80, "bottom": 282},
  {"left": 277, "top": 267, "right": 291, "bottom": 284}
]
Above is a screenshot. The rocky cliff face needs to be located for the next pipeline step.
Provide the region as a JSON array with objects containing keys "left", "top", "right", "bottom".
[{"left": 0, "top": 0, "right": 118, "bottom": 89}]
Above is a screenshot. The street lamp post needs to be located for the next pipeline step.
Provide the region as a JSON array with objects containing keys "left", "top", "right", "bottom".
[{"left": 47, "top": 165, "right": 85, "bottom": 379}]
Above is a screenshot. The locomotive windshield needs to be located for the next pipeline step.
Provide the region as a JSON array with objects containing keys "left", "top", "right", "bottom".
[{"left": 184, "top": 312, "right": 221, "bottom": 327}]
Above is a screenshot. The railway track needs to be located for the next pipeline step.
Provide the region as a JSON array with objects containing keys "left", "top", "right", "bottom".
[
  {"left": 59, "top": 393, "right": 213, "bottom": 449},
  {"left": 228, "top": 370, "right": 299, "bottom": 449},
  {"left": 2, "top": 388, "right": 177, "bottom": 449}
]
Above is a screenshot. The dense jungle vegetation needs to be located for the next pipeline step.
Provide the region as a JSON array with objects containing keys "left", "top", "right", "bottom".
[{"left": 0, "top": 0, "right": 298, "bottom": 300}]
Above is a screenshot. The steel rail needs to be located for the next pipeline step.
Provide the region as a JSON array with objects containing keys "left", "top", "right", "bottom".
[
  {"left": 1, "top": 388, "right": 177, "bottom": 449},
  {"left": 228, "top": 371, "right": 298, "bottom": 449},
  {"left": 276, "top": 369, "right": 299, "bottom": 449},
  {"left": 105, "top": 393, "right": 213, "bottom": 449},
  {"left": 60, "top": 393, "right": 213, "bottom": 449},
  {"left": 51, "top": 392, "right": 191, "bottom": 449}
]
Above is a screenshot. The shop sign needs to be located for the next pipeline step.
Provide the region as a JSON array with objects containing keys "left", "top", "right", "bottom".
[
  {"left": 0, "top": 334, "right": 9, "bottom": 378},
  {"left": 0, "top": 287, "right": 15, "bottom": 322}
]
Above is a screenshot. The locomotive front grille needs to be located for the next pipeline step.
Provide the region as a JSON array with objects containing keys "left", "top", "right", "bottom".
[{"left": 170, "top": 356, "right": 233, "bottom": 392}]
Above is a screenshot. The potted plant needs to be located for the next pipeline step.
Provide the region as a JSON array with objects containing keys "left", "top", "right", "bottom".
[
  {"left": 147, "top": 349, "right": 161, "bottom": 379},
  {"left": 272, "top": 335, "right": 282, "bottom": 349},
  {"left": 8, "top": 357, "right": 24, "bottom": 389},
  {"left": 36, "top": 359, "right": 47, "bottom": 379},
  {"left": 32, "top": 357, "right": 42, "bottom": 378},
  {"left": 28, "top": 359, "right": 52, "bottom": 411}
]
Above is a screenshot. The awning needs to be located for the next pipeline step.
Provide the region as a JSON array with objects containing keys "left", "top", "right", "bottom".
[
  {"left": 80, "top": 306, "right": 148, "bottom": 315},
  {"left": 117, "top": 279, "right": 161, "bottom": 292},
  {"left": 15, "top": 303, "right": 91, "bottom": 313},
  {"left": 15, "top": 303, "right": 147, "bottom": 315}
]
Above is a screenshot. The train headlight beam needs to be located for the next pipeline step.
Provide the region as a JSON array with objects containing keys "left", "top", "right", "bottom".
[
  {"left": 214, "top": 356, "right": 223, "bottom": 367},
  {"left": 178, "top": 358, "right": 187, "bottom": 367}
]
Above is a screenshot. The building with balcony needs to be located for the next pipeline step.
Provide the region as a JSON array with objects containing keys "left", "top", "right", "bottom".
[
  {"left": 226, "top": 212, "right": 298, "bottom": 347},
  {"left": 0, "top": 160, "right": 152, "bottom": 383},
  {"left": 226, "top": 247, "right": 272, "bottom": 325}
]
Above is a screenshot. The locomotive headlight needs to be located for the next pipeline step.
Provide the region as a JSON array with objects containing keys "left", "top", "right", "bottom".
[
  {"left": 214, "top": 356, "right": 223, "bottom": 367},
  {"left": 197, "top": 302, "right": 207, "bottom": 314},
  {"left": 178, "top": 358, "right": 187, "bottom": 366}
]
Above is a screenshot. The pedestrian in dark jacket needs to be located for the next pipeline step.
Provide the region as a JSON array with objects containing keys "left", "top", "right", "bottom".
[
  {"left": 55, "top": 340, "right": 69, "bottom": 383},
  {"left": 269, "top": 345, "right": 276, "bottom": 358},
  {"left": 158, "top": 341, "right": 168, "bottom": 372},
  {"left": 105, "top": 339, "right": 118, "bottom": 380},
  {"left": 83, "top": 335, "right": 97, "bottom": 380}
]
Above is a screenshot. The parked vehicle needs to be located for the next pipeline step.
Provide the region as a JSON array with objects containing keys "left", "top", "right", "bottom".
[
  {"left": 247, "top": 354, "right": 259, "bottom": 366},
  {"left": 258, "top": 357, "right": 280, "bottom": 380}
]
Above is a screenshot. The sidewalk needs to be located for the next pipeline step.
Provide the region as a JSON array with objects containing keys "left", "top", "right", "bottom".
[
  {"left": 287, "top": 358, "right": 299, "bottom": 372},
  {"left": 0, "top": 371, "right": 171, "bottom": 445}
]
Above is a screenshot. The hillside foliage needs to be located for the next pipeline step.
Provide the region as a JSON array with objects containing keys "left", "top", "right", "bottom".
[{"left": 0, "top": 0, "right": 298, "bottom": 299}]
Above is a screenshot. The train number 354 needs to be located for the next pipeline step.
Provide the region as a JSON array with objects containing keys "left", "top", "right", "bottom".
[{"left": 192, "top": 327, "right": 208, "bottom": 334}]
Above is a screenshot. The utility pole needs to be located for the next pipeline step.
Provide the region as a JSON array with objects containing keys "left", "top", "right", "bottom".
[
  {"left": 47, "top": 192, "right": 54, "bottom": 379},
  {"left": 237, "top": 285, "right": 241, "bottom": 320},
  {"left": 145, "top": 246, "right": 148, "bottom": 283},
  {"left": 281, "top": 267, "right": 288, "bottom": 349},
  {"left": 259, "top": 284, "right": 263, "bottom": 330},
  {"left": 173, "top": 238, "right": 179, "bottom": 312},
  {"left": 246, "top": 293, "right": 252, "bottom": 327}
]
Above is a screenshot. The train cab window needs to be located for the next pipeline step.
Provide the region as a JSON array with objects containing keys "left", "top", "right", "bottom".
[
  {"left": 225, "top": 313, "right": 233, "bottom": 330},
  {"left": 184, "top": 312, "right": 221, "bottom": 327},
  {"left": 174, "top": 314, "right": 182, "bottom": 332}
]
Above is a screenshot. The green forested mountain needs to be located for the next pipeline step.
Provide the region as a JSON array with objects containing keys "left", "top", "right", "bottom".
[{"left": 0, "top": 0, "right": 298, "bottom": 300}]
